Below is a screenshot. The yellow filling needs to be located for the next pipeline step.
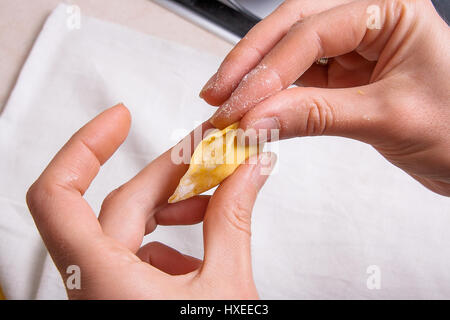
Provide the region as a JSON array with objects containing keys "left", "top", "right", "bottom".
[{"left": 168, "top": 122, "right": 259, "bottom": 203}]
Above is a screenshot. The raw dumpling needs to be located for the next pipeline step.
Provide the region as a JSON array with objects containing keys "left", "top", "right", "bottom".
[{"left": 168, "top": 122, "right": 260, "bottom": 203}]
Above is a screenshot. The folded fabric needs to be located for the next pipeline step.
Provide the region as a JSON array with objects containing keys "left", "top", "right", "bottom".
[{"left": 0, "top": 4, "right": 449, "bottom": 299}]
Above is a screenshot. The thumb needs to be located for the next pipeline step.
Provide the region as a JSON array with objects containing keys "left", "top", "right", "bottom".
[
  {"left": 201, "top": 152, "right": 277, "bottom": 283},
  {"left": 240, "top": 85, "right": 385, "bottom": 144}
]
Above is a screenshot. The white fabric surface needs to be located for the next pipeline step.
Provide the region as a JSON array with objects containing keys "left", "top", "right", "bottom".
[{"left": 0, "top": 4, "right": 449, "bottom": 300}]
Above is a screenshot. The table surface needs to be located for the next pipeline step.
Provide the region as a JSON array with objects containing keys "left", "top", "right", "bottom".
[{"left": 0, "top": 0, "right": 232, "bottom": 110}]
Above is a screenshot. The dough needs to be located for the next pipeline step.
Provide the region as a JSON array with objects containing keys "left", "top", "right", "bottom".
[{"left": 169, "top": 122, "right": 259, "bottom": 203}]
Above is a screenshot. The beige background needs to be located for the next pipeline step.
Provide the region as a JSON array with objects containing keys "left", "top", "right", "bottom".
[{"left": 0, "top": 0, "right": 232, "bottom": 109}]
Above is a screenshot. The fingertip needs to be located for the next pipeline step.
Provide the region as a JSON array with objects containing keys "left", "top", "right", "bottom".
[
  {"left": 79, "top": 103, "right": 132, "bottom": 165},
  {"left": 92, "top": 103, "right": 132, "bottom": 140},
  {"left": 111, "top": 102, "right": 132, "bottom": 129},
  {"left": 200, "top": 93, "right": 224, "bottom": 107},
  {"left": 201, "top": 85, "right": 233, "bottom": 108},
  {"left": 107, "top": 102, "right": 132, "bottom": 139},
  {"left": 200, "top": 73, "right": 229, "bottom": 106},
  {"left": 202, "top": 95, "right": 225, "bottom": 107}
]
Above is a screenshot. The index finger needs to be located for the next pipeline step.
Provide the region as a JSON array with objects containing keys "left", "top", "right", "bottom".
[
  {"left": 210, "top": 0, "right": 399, "bottom": 129},
  {"left": 26, "top": 104, "right": 131, "bottom": 265}
]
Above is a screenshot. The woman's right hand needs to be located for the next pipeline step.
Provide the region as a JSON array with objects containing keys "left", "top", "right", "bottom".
[{"left": 200, "top": 0, "right": 450, "bottom": 196}]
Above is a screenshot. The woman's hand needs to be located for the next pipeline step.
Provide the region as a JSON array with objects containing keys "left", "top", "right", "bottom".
[
  {"left": 200, "top": 0, "right": 450, "bottom": 196},
  {"left": 26, "top": 104, "right": 276, "bottom": 299}
]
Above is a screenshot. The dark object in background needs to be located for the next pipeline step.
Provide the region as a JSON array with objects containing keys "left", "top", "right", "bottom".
[
  {"left": 432, "top": 0, "right": 450, "bottom": 24},
  {"left": 171, "top": 0, "right": 259, "bottom": 38},
  {"left": 171, "top": 0, "right": 449, "bottom": 39}
]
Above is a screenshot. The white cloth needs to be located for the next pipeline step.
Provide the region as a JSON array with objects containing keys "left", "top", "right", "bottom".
[{"left": 0, "top": 4, "right": 449, "bottom": 300}]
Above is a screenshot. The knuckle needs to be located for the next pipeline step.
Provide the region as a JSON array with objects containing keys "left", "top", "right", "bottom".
[
  {"left": 26, "top": 180, "right": 55, "bottom": 212},
  {"left": 26, "top": 182, "right": 41, "bottom": 210},
  {"left": 382, "top": 0, "right": 418, "bottom": 20},
  {"left": 223, "top": 41, "right": 252, "bottom": 67},
  {"left": 224, "top": 45, "right": 243, "bottom": 63},
  {"left": 289, "top": 14, "right": 313, "bottom": 33},
  {"left": 101, "top": 185, "right": 126, "bottom": 211},
  {"left": 289, "top": 18, "right": 306, "bottom": 33},
  {"left": 242, "top": 41, "right": 265, "bottom": 62},
  {"left": 222, "top": 199, "right": 253, "bottom": 236},
  {"left": 263, "top": 64, "right": 284, "bottom": 89},
  {"left": 384, "top": 0, "right": 405, "bottom": 9},
  {"left": 287, "top": 18, "right": 324, "bottom": 59},
  {"left": 300, "top": 95, "right": 336, "bottom": 136}
]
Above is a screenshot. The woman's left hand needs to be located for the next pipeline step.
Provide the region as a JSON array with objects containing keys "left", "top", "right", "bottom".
[{"left": 26, "top": 103, "right": 276, "bottom": 299}]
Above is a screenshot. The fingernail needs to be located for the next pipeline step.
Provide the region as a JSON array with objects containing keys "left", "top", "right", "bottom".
[
  {"left": 209, "top": 102, "right": 230, "bottom": 128},
  {"left": 251, "top": 153, "right": 277, "bottom": 188},
  {"left": 248, "top": 117, "right": 280, "bottom": 143},
  {"left": 250, "top": 117, "right": 280, "bottom": 131},
  {"left": 200, "top": 72, "right": 218, "bottom": 98},
  {"left": 237, "top": 126, "right": 257, "bottom": 146},
  {"left": 208, "top": 111, "right": 220, "bottom": 128}
]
